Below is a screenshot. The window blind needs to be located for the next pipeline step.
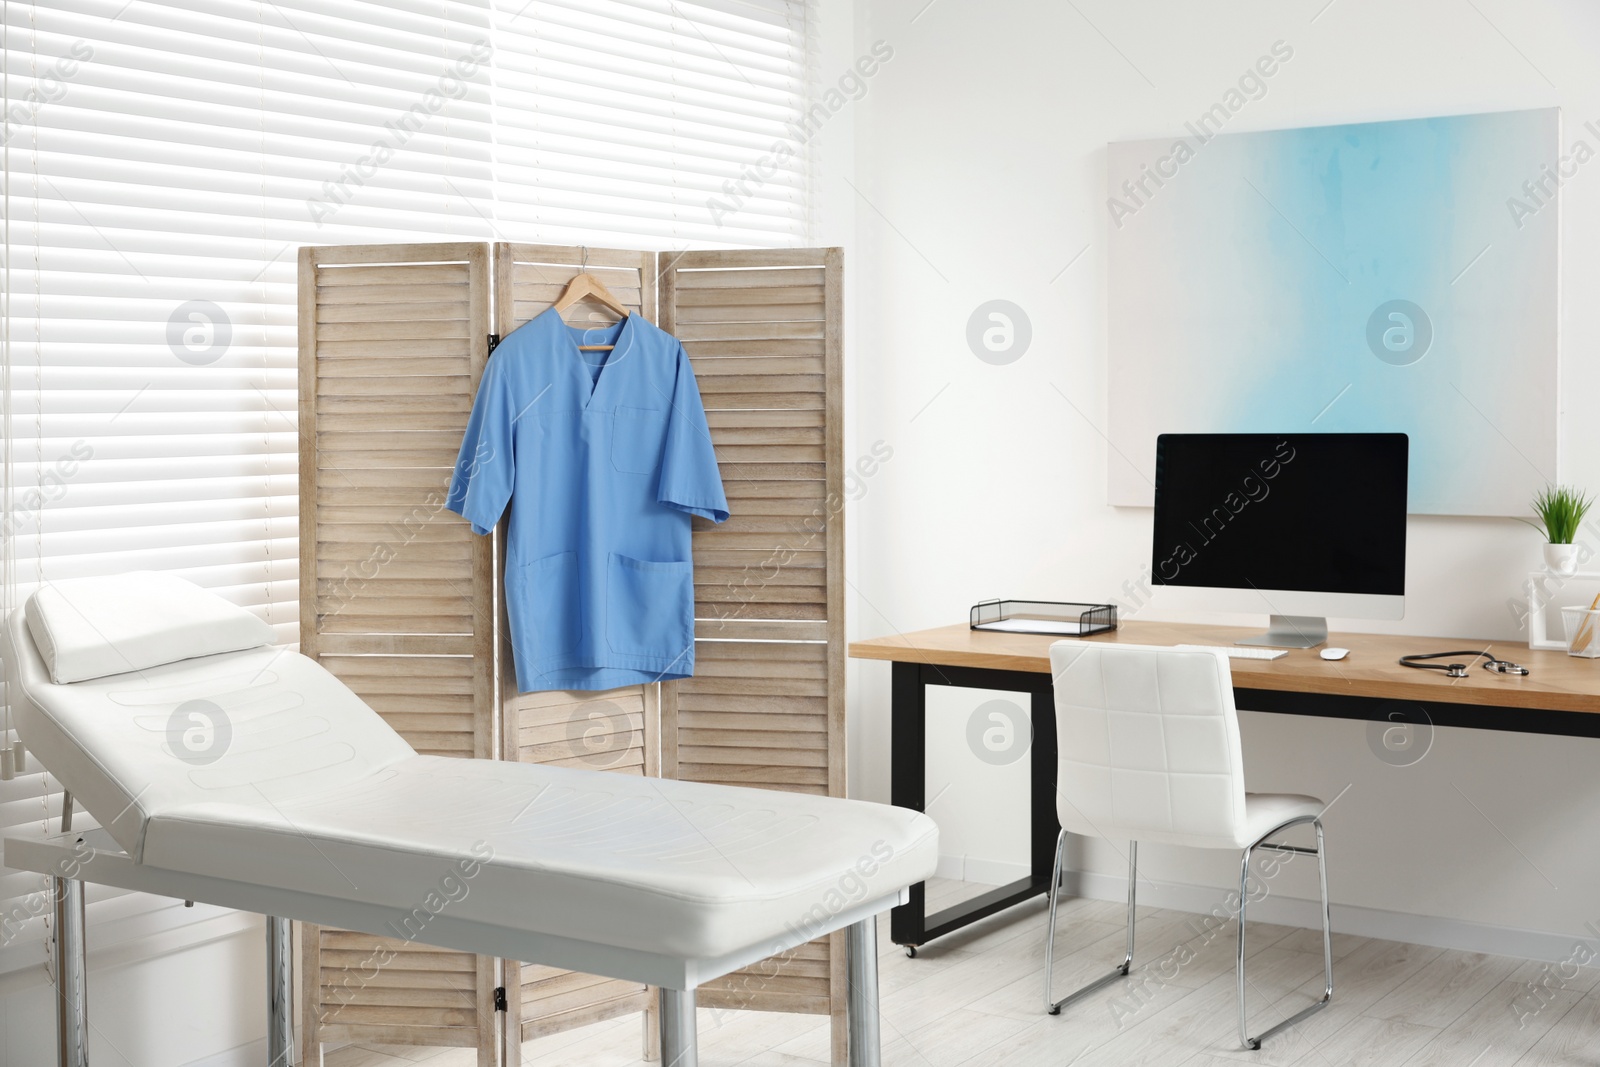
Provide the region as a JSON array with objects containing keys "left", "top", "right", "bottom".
[
  {"left": 0, "top": 0, "right": 810, "bottom": 981},
  {"left": 493, "top": 0, "right": 811, "bottom": 247},
  {"left": 0, "top": 0, "right": 501, "bottom": 982}
]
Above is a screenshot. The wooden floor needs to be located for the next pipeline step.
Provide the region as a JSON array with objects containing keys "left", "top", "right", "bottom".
[{"left": 324, "top": 880, "right": 1598, "bottom": 1066}]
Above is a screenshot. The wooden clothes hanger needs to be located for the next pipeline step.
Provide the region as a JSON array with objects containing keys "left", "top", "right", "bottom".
[{"left": 553, "top": 248, "right": 630, "bottom": 351}]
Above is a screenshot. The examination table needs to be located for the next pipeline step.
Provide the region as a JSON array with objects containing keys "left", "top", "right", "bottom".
[{"left": 0, "top": 573, "right": 938, "bottom": 1065}]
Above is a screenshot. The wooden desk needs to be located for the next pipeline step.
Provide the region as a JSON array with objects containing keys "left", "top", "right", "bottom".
[{"left": 848, "top": 620, "right": 1600, "bottom": 951}]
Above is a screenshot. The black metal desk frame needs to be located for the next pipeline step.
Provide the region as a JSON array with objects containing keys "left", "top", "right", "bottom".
[
  {"left": 887, "top": 657, "right": 1600, "bottom": 952},
  {"left": 889, "top": 661, "right": 1058, "bottom": 952}
]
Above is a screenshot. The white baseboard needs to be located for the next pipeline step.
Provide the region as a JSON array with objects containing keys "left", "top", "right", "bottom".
[
  {"left": 1066, "top": 868, "right": 1591, "bottom": 965},
  {"left": 936, "top": 854, "right": 1030, "bottom": 887}
]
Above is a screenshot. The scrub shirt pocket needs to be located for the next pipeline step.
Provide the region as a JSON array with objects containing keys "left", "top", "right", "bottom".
[
  {"left": 510, "top": 551, "right": 580, "bottom": 658},
  {"left": 611, "top": 406, "right": 667, "bottom": 475},
  {"left": 606, "top": 553, "right": 693, "bottom": 658}
]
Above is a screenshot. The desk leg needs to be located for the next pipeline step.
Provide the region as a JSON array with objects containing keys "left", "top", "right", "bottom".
[
  {"left": 888, "top": 662, "right": 927, "bottom": 949},
  {"left": 1030, "top": 683, "right": 1060, "bottom": 899},
  {"left": 888, "top": 662, "right": 1061, "bottom": 952},
  {"left": 52, "top": 876, "right": 88, "bottom": 1067}
]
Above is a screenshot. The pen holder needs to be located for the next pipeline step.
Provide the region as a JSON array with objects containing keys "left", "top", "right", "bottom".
[{"left": 1559, "top": 606, "right": 1600, "bottom": 658}]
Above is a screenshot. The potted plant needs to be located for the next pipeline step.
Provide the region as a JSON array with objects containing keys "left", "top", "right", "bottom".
[{"left": 1524, "top": 485, "right": 1593, "bottom": 576}]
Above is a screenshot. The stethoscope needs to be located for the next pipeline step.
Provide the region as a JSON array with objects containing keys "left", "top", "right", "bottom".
[{"left": 1397, "top": 650, "right": 1529, "bottom": 678}]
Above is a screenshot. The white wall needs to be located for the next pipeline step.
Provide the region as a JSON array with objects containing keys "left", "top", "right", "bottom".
[
  {"left": 0, "top": 917, "right": 262, "bottom": 1067},
  {"left": 842, "top": 0, "right": 1600, "bottom": 954}
]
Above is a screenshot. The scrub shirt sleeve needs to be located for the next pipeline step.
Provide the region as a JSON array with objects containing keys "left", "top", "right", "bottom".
[
  {"left": 446, "top": 352, "right": 516, "bottom": 536},
  {"left": 658, "top": 344, "right": 729, "bottom": 524}
]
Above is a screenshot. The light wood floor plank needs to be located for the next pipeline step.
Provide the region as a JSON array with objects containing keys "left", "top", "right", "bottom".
[
  {"left": 1505, "top": 957, "right": 1600, "bottom": 997},
  {"left": 873, "top": 1005, "right": 1037, "bottom": 1066},
  {"left": 1307, "top": 1013, "right": 1440, "bottom": 1066},
  {"left": 1360, "top": 949, "right": 1518, "bottom": 1029},
  {"left": 1402, "top": 978, "right": 1582, "bottom": 1067},
  {"left": 1068, "top": 947, "right": 1316, "bottom": 1066},
  {"left": 1512, "top": 990, "right": 1600, "bottom": 1067},
  {"left": 1211, "top": 935, "right": 1445, "bottom": 1065},
  {"left": 322, "top": 890, "right": 1600, "bottom": 1067}
]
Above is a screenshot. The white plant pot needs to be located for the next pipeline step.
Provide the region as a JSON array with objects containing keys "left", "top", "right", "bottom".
[{"left": 1545, "top": 542, "right": 1580, "bottom": 577}]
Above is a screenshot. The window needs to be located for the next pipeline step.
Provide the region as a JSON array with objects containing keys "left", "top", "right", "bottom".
[
  {"left": 0, "top": 0, "right": 809, "bottom": 979},
  {"left": 493, "top": 0, "right": 811, "bottom": 245}
]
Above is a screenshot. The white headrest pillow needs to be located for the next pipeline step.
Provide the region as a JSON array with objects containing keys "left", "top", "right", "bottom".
[{"left": 25, "top": 571, "right": 276, "bottom": 684}]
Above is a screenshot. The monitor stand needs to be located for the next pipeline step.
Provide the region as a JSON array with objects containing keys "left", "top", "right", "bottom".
[{"left": 1236, "top": 615, "right": 1327, "bottom": 649}]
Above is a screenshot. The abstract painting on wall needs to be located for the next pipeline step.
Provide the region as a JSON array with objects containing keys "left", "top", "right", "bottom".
[{"left": 1107, "top": 107, "right": 1558, "bottom": 516}]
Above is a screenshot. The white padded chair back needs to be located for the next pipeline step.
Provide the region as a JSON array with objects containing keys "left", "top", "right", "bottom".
[{"left": 1049, "top": 642, "right": 1250, "bottom": 850}]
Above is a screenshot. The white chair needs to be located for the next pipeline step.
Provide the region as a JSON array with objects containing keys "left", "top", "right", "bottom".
[{"left": 1041, "top": 642, "right": 1333, "bottom": 1050}]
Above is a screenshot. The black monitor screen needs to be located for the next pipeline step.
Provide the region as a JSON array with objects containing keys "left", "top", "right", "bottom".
[{"left": 1151, "top": 433, "right": 1407, "bottom": 596}]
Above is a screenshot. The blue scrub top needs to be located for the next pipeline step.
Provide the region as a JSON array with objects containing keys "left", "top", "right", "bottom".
[{"left": 447, "top": 308, "right": 728, "bottom": 692}]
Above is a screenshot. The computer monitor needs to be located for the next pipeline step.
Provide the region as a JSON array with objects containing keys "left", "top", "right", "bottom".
[{"left": 1149, "top": 433, "right": 1408, "bottom": 648}]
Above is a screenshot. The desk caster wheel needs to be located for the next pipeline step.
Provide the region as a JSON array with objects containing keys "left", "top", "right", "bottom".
[{"left": 905, "top": 945, "right": 918, "bottom": 959}]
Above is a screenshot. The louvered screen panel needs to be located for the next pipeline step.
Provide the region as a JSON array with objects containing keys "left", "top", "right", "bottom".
[
  {"left": 304, "top": 933, "right": 496, "bottom": 1055},
  {"left": 511, "top": 685, "right": 658, "bottom": 775},
  {"left": 507, "top": 700, "right": 655, "bottom": 1047},
  {"left": 678, "top": 641, "right": 829, "bottom": 790},
  {"left": 660, "top": 248, "right": 848, "bottom": 1063},
  {"left": 492, "top": 244, "right": 661, "bottom": 1064},
  {"left": 298, "top": 242, "right": 499, "bottom": 1066}
]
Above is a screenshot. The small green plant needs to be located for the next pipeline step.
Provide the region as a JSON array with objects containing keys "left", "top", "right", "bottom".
[{"left": 1523, "top": 485, "right": 1593, "bottom": 544}]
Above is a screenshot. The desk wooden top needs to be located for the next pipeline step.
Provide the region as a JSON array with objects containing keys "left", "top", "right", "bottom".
[{"left": 848, "top": 621, "right": 1600, "bottom": 714}]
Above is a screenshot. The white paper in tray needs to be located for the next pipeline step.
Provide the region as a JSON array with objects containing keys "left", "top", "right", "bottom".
[{"left": 972, "top": 618, "right": 1089, "bottom": 635}]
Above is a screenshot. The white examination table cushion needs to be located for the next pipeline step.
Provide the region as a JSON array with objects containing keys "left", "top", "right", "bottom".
[{"left": 5, "top": 594, "right": 937, "bottom": 963}]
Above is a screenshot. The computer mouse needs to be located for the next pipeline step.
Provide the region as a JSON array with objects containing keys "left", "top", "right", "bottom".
[{"left": 1320, "top": 647, "right": 1350, "bottom": 661}]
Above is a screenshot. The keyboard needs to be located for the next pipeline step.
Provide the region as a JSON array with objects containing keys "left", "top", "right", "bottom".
[{"left": 1174, "top": 644, "right": 1288, "bottom": 661}]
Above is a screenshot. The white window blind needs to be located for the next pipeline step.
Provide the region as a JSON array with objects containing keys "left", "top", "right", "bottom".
[
  {"left": 0, "top": 0, "right": 810, "bottom": 981},
  {"left": 494, "top": 0, "right": 811, "bottom": 247}
]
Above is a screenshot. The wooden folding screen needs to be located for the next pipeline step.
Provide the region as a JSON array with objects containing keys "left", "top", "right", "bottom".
[
  {"left": 660, "top": 249, "right": 849, "bottom": 1061},
  {"left": 297, "top": 243, "right": 499, "bottom": 1065},
  {"left": 299, "top": 242, "right": 845, "bottom": 1065}
]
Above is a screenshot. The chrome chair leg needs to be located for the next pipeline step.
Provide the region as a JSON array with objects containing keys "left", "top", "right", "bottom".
[
  {"left": 1238, "top": 816, "right": 1333, "bottom": 1049},
  {"left": 1046, "top": 833, "right": 1136, "bottom": 1014},
  {"left": 1043, "top": 828, "right": 1067, "bottom": 1012}
]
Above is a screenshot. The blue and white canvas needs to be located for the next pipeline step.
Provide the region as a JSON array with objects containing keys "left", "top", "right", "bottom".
[{"left": 1107, "top": 107, "right": 1559, "bottom": 516}]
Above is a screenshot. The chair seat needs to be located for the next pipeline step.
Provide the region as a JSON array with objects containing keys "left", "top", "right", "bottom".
[{"left": 1242, "top": 793, "right": 1323, "bottom": 846}]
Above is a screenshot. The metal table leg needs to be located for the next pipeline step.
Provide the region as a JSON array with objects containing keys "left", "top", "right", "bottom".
[
  {"left": 890, "top": 662, "right": 1061, "bottom": 950},
  {"left": 888, "top": 661, "right": 927, "bottom": 949},
  {"left": 52, "top": 875, "right": 88, "bottom": 1067},
  {"left": 846, "top": 917, "right": 881, "bottom": 1067},
  {"left": 267, "top": 916, "right": 295, "bottom": 1066},
  {"left": 659, "top": 986, "right": 697, "bottom": 1067}
]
